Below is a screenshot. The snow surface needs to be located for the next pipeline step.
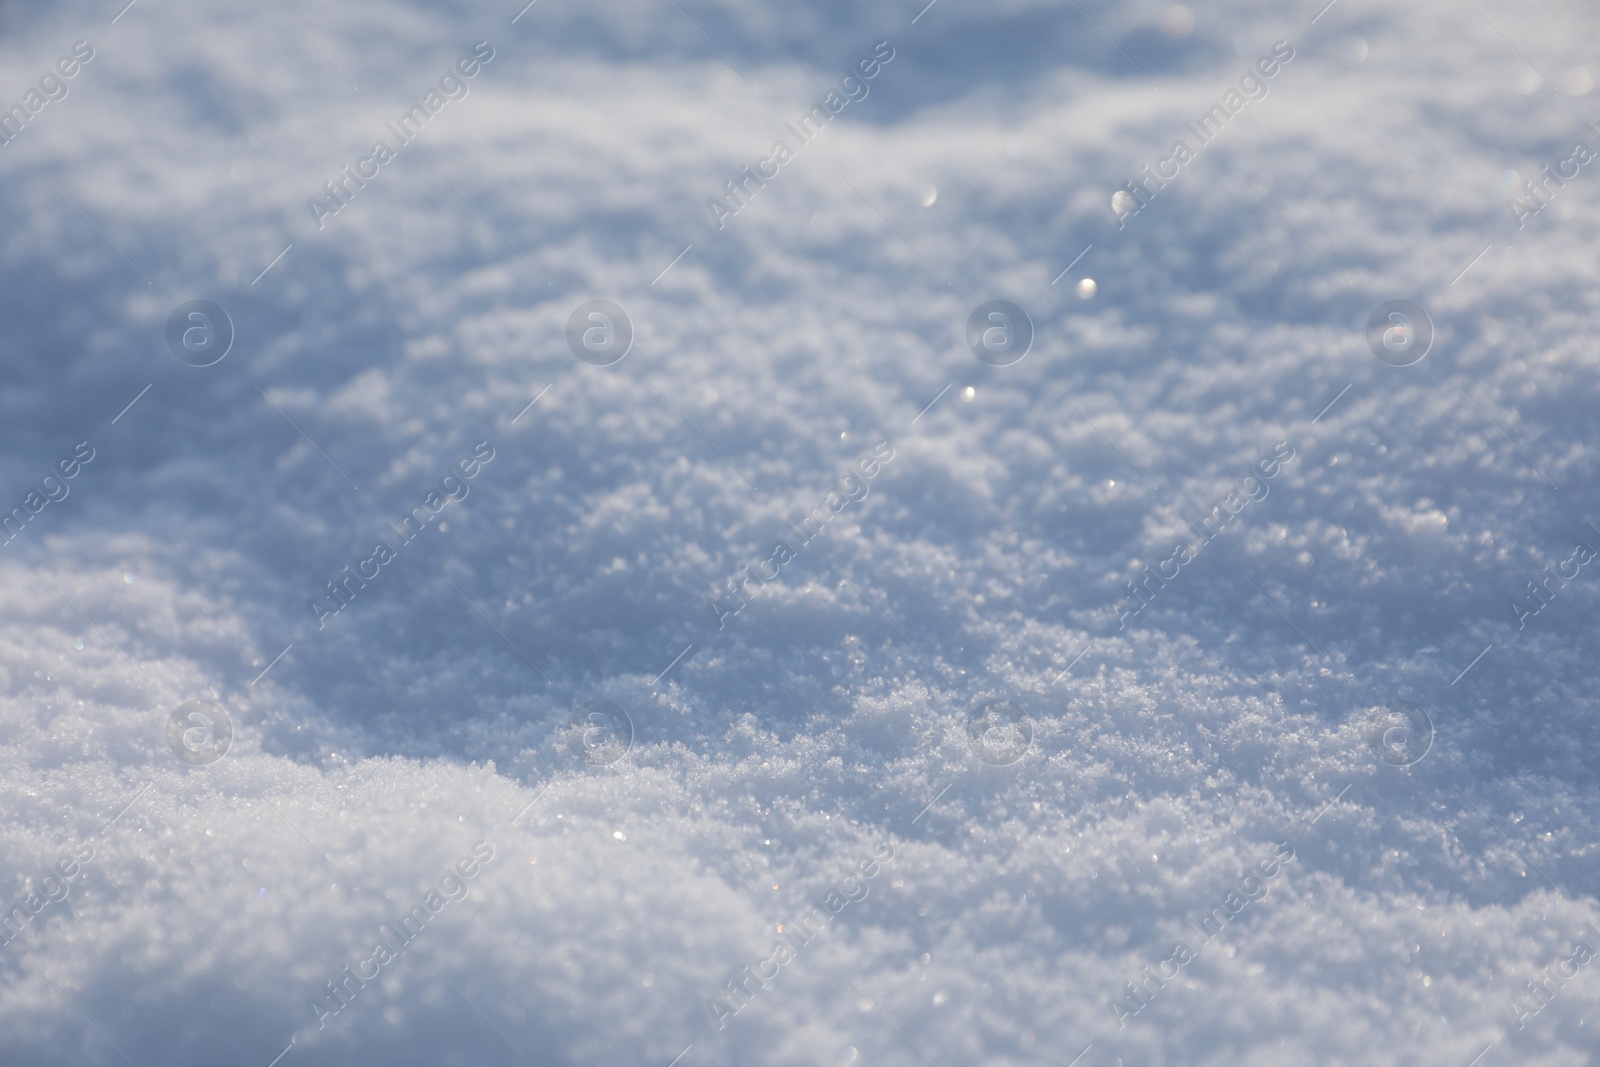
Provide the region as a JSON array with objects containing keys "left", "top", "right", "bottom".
[{"left": 2, "top": 0, "right": 1600, "bottom": 1063}]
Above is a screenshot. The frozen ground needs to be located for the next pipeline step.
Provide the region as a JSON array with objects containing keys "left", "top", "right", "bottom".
[{"left": 2, "top": 0, "right": 1599, "bottom": 1063}]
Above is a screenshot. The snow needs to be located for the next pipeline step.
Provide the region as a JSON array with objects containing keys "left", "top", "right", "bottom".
[{"left": 2, "top": 0, "right": 1599, "bottom": 1063}]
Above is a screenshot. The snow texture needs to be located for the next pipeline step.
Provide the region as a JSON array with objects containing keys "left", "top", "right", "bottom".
[{"left": 2, "top": 0, "right": 1599, "bottom": 1063}]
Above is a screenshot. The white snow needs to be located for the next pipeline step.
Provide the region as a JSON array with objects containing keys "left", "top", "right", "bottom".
[{"left": 2, "top": 0, "right": 1599, "bottom": 1063}]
